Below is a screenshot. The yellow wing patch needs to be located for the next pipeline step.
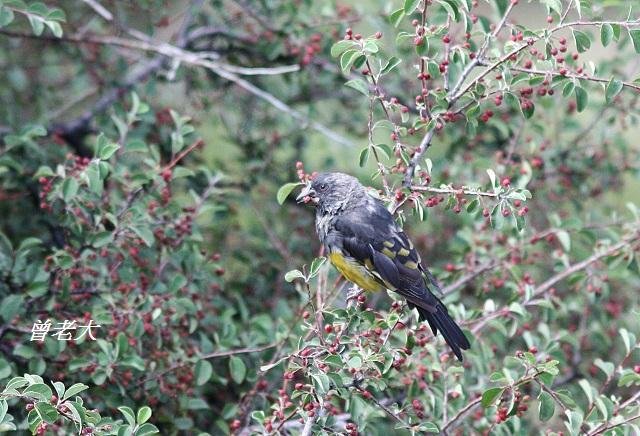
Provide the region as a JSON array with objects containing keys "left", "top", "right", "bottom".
[{"left": 329, "top": 251, "right": 385, "bottom": 292}]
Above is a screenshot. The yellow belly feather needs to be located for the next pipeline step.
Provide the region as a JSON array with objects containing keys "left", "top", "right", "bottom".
[{"left": 329, "top": 252, "right": 385, "bottom": 292}]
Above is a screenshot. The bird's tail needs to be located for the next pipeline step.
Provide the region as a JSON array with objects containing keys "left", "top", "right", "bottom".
[{"left": 411, "top": 298, "right": 470, "bottom": 361}]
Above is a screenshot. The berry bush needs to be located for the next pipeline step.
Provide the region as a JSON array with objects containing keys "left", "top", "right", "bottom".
[{"left": 0, "top": 0, "right": 639, "bottom": 434}]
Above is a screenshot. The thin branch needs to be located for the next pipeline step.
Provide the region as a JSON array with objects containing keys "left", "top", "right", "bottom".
[
  {"left": 300, "top": 403, "right": 325, "bottom": 436},
  {"left": 0, "top": 27, "right": 352, "bottom": 147},
  {"left": 162, "top": 139, "right": 204, "bottom": 172},
  {"left": 410, "top": 185, "right": 506, "bottom": 198},
  {"left": 211, "top": 62, "right": 300, "bottom": 76},
  {"left": 526, "top": 232, "right": 639, "bottom": 303},
  {"left": 442, "top": 261, "right": 500, "bottom": 296},
  {"left": 588, "top": 413, "right": 640, "bottom": 436},
  {"left": 136, "top": 342, "right": 277, "bottom": 387},
  {"left": 81, "top": 0, "right": 113, "bottom": 21},
  {"left": 447, "top": 0, "right": 515, "bottom": 99},
  {"left": 507, "top": 65, "right": 640, "bottom": 92},
  {"left": 440, "top": 396, "right": 482, "bottom": 432}
]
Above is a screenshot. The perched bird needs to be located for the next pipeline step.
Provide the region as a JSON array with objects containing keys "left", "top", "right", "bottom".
[{"left": 296, "top": 172, "right": 470, "bottom": 361}]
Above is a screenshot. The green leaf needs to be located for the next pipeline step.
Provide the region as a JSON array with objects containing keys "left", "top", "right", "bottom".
[
  {"left": 619, "top": 328, "right": 636, "bottom": 354},
  {"left": 574, "top": 86, "right": 588, "bottom": 112},
  {"left": 419, "top": 422, "right": 439, "bottom": 433},
  {"left": 28, "top": 409, "right": 42, "bottom": 434},
  {"left": 61, "top": 177, "right": 79, "bottom": 202},
  {"left": 137, "top": 406, "right": 152, "bottom": 424},
  {"left": 131, "top": 226, "right": 154, "bottom": 247},
  {"left": 556, "top": 230, "right": 570, "bottom": 252},
  {"left": 0, "top": 399, "right": 7, "bottom": 424},
  {"left": 99, "top": 143, "right": 120, "bottom": 160},
  {"left": 0, "top": 359, "right": 10, "bottom": 380},
  {"left": 618, "top": 372, "right": 640, "bottom": 387},
  {"left": 35, "top": 402, "right": 59, "bottom": 423},
  {"left": 0, "top": 7, "right": 15, "bottom": 27},
  {"left": 381, "top": 56, "right": 402, "bottom": 75},
  {"left": 330, "top": 40, "right": 357, "bottom": 57},
  {"left": 276, "top": 182, "right": 302, "bottom": 205},
  {"left": 605, "top": 78, "right": 623, "bottom": 103},
  {"left": 0, "top": 294, "right": 24, "bottom": 322},
  {"left": 86, "top": 161, "right": 102, "bottom": 195},
  {"left": 28, "top": 15, "right": 44, "bottom": 35},
  {"left": 486, "top": 168, "right": 497, "bottom": 188},
  {"left": 358, "top": 147, "right": 370, "bottom": 167},
  {"left": 340, "top": 50, "right": 360, "bottom": 73},
  {"left": 541, "top": 0, "right": 562, "bottom": 15},
  {"left": 62, "top": 383, "right": 88, "bottom": 401},
  {"left": 600, "top": 24, "right": 613, "bottom": 47},
  {"left": 562, "top": 80, "right": 575, "bottom": 97},
  {"left": 229, "top": 356, "right": 246, "bottom": 384},
  {"left": 466, "top": 198, "right": 479, "bottom": 213},
  {"left": 136, "top": 423, "right": 160, "bottom": 435},
  {"left": 629, "top": 30, "right": 640, "bottom": 53},
  {"left": 284, "top": 269, "right": 305, "bottom": 282},
  {"left": 404, "top": 0, "right": 421, "bottom": 13},
  {"left": 389, "top": 8, "right": 405, "bottom": 27},
  {"left": 573, "top": 30, "right": 591, "bottom": 53},
  {"left": 5, "top": 376, "right": 28, "bottom": 391},
  {"left": 345, "top": 79, "right": 370, "bottom": 96},
  {"left": 118, "top": 406, "right": 136, "bottom": 426},
  {"left": 52, "top": 381, "right": 65, "bottom": 399},
  {"left": 23, "top": 383, "right": 52, "bottom": 401},
  {"left": 439, "top": 0, "right": 460, "bottom": 21},
  {"left": 594, "top": 359, "right": 614, "bottom": 378},
  {"left": 195, "top": 360, "right": 213, "bottom": 386},
  {"left": 363, "top": 40, "right": 379, "bottom": 54},
  {"left": 481, "top": 387, "right": 503, "bottom": 407},
  {"left": 309, "top": 257, "right": 327, "bottom": 278},
  {"left": 538, "top": 391, "right": 555, "bottom": 421}
]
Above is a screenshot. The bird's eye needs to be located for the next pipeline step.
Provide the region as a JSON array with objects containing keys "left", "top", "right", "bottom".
[{"left": 319, "top": 183, "right": 328, "bottom": 191}]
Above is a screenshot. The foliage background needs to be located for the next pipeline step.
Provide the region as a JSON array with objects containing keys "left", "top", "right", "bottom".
[{"left": 0, "top": 0, "right": 639, "bottom": 434}]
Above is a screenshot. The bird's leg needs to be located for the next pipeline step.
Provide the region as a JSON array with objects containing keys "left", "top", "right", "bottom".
[{"left": 345, "top": 285, "right": 363, "bottom": 307}]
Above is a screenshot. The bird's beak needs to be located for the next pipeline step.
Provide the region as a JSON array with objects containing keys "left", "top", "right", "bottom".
[{"left": 296, "top": 183, "right": 318, "bottom": 204}]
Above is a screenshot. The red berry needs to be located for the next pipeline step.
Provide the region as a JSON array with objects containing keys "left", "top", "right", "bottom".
[{"left": 324, "top": 324, "right": 333, "bottom": 333}]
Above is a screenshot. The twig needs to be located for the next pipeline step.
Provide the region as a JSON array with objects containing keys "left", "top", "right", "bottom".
[
  {"left": 440, "top": 396, "right": 482, "bottom": 432},
  {"left": 300, "top": 403, "right": 325, "bottom": 436},
  {"left": 0, "top": 27, "right": 353, "bottom": 147},
  {"left": 162, "top": 138, "right": 204, "bottom": 172},
  {"left": 411, "top": 185, "right": 505, "bottom": 198},
  {"left": 442, "top": 261, "right": 500, "bottom": 296},
  {"left": 588, "top": 413, "right": 640, "bottom": 436},
  {"left": 81, "top": 0, "right": 113, "bottom": 21},
  {"left": 526, "top": 232, "right": 639, "bottom": 303},
  {"left": 507, "top": 65, "right": 640, "bottom": 92},
  {"left": 135, "top": 342, "right": 278, "bottom": 387}
]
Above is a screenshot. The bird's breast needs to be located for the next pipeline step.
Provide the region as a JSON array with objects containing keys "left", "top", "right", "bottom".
[{"left": 328, "top": 251, "right": 385, "bottom": 292}]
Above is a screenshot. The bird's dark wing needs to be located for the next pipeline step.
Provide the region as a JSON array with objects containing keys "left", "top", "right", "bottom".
[{"left": 331, "top": 199, "right": 470, "bottom": 360}]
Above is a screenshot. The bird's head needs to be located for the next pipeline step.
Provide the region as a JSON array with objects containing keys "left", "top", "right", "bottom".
[{"left": 296, "top": 172, "right": 362, "bottom": 210}]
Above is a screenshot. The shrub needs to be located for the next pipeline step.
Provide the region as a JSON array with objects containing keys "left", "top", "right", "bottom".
[{"left": 0, "top": 0, "right": 639, "bottom": 434}]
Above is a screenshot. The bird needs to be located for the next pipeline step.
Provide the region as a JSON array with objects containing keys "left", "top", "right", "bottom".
[{"left": 296, "top": 172, "right": 470, "bottom": 361}]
